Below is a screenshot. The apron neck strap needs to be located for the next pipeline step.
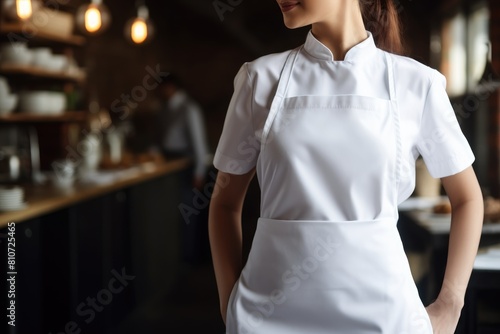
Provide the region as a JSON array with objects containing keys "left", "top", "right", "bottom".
[
  {"left": 260, "top": 47, "right": 302, "bottom": 148},
  {"left": 385, "top": 52, "right": 396, "bottom": 101},
  {"left": 385, "top": 52, "right": 402, "bottom": 211},
  {"left": 276, "top": 47, "right": 302, "bottom": 99}
]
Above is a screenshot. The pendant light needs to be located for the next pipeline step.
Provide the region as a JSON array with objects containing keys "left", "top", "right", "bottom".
[
  {"left": 16, "top": 0, "right": 33, "bottom": 20},
  {"left": 1, "top": 0, "right": 34, "bottom": 21},
  {"left": 76, "top": 0, "right": 111, "bottom": 35},
  {"left": 125, "top": 1, "right": 154, "bottom": 45},
  {"left": 476, "top": 42, "right": 500, "bottom": 95}
]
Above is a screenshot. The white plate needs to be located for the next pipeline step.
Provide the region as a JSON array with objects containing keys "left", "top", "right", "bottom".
[
  {"left": 0, "top": 198, "right": 21, "bottom": 201},
  {"left": 0, "top": 199, "right": 25, "bottom": 206},
  {"left": 0, "top": 192, "right": 24, "bottom": 197},
  {"left": 398, "top": 196, "right": 447, "bottom": 211},
  {"left": 0, "top": 194, "right": 23, "bottom": 199},
  {"left": 427, "top": 213, "right": 451, "bottom": 222},
  {"left": 0, "top": 202, "right": 27, "bottom": 211},
  {"left": 0, "top": 200, "right": 23, "bottom": 206},
  {"left": 0, "top": 192, "right": 23, "bottom": 196},
  {"left": 0, "top": 194, "right": 23, "bottom": 201},
  {"left": 0, "top": 196, "right": 23, "bottom": 201},
  {"left": 428, "top": 212, "right": 452, "bottom": 218}
]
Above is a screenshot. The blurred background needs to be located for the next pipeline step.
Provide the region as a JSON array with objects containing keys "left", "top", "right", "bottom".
[{"left": 0, "top": 0, "right": 499, "bottom": 333}]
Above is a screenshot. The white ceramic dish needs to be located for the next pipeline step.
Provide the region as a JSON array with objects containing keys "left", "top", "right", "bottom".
[
  {"left": 0, "top": 202, "right": 27, "bottom": 212},
  {"left": 0, "top": 43, "right": 33, "bottom": 66},
  {"left": 0, "top": 76, "right": 10, "bottom": 95},
  {"left": 50, "top": 173, "right": 75, "bottom": 189},
  {"left": 0, "top": 188, "right": 24, "bottom": 201},
  {"left": 19, "top": 91, "right": 66, "bottom": 115},
  {"left": 0, "top": 193, "right": 23, "bottom": 198},
  {"left": 31, "top": 47, "right": 52, "bottom": 68},
  {"left": 0, "top": 186, "right": 23, "bottom": 192},
  {"left": 48, "top": 92, "right": 66, "bottom": 114},
  {"left": 45, "top": 54, "right": 68, "bottom": 72},
  {"left": 0, "top": 93, "right": 18, "bottom": 115},
  {"left": 0, "top": 197, "right": 23, "bottom": 202},
  {"left": 0, "top": 198, "right": 23, "bottom": 202},
  {"left": 0, "top": 190, "right": 23, "bottom": 196},
  {"left": 0, "top": 201, "right": 24, "bottom": 208}
]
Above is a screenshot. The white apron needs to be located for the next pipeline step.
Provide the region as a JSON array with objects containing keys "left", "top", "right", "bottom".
[{"left": 225, "top": 48, "right": 433, "bottom": 334}]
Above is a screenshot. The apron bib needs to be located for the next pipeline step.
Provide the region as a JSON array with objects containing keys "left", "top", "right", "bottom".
[{"left": 226, "top": 48, "right": 433, "bottom": 334}]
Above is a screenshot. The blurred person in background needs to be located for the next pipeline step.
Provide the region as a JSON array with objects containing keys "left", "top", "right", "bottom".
[
  {"left": 156, "top": 73, "right": 211, "bottom": 265},
  {"left": 157, "top": 74, "right": 210, "bottom": 189}
]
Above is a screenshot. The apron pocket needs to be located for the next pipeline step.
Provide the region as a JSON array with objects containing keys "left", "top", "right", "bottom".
[{"left": 243, "top": 218, "right": 403, "bottom": 291}]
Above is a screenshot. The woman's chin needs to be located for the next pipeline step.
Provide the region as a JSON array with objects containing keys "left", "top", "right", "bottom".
[{"left": 283, "top": 18, "right": 308, "bottom": 29}]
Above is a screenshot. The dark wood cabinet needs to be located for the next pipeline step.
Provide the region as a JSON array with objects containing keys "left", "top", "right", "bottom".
[{"left": 0, "top": 170, "right": 184, "bottom": 334}]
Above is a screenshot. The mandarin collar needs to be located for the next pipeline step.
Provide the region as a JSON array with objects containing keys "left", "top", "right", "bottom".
[{"left": 303, "top": 30, "right": 376, "bottom": 62}]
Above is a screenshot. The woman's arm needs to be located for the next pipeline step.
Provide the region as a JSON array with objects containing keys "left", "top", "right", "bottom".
[
  {"left": 426, "top": 166, "right": 483, "bottom": 333},
  {"left": 209, "top": 168, "right": 256, "bottom": 323}
]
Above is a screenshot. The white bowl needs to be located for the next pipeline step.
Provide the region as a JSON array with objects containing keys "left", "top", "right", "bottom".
[
  {"left": 47, "top": 92, "right": 66, "bottom": 114},
  {"left": 19, "top": 91, "right": 67, "bottom": 114},
  {"left": 19, "top": 91, "right": 49, "bottom": 114},
  {"left": 50, "top": 173, "right": 75, "bottom": 189},
  {"left": 0, "top": 76, "right": 10, "bottom": 96},
  {"left": 0, "top": 43, "right": 32, "bottom": 66},
  {"left": 0, "top": 93, "right": 18, "bottom": 115},
  {"left": 50, "top": 160, "right": 76, "bottom": 189},
  {"left": 31, "top": 47, "right": 52, "bottom": 68},
  {"left": 45, "top": 54, "right": 68, "bottom": 72}
]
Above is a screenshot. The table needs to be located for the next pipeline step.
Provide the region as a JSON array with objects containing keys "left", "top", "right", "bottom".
[
  {"left": 399, "top": 197, "right": 500, "bottom": 333},
  {"left": 464, "top": 245, "right": 500, "bottom": 333},
  {"left": 398, "top": 196, "right": 500, "bottom": 300}
]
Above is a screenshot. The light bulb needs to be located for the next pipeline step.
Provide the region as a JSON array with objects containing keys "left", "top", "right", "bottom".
[
  {"left": 76, "top": 0, "right": 111, "bottom": 35},
  {"left": 125, "top": 5, "right": 154, "bottom": 45},
  {"left": 84, "top": 5, "right": 102, "bottom": 33},
  {"left": 131, "top": 18, "right": 148, "bottom": 44},
  {"left": 16, "top": 0, "right": 32, "bottom": 20}
]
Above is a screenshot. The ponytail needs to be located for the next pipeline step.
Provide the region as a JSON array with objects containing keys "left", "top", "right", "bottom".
[{"left": 359, "top": 0, "right": 404, "bottom": 54}]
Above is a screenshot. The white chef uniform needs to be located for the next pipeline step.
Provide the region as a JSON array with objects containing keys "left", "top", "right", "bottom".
[{"left": 214, "top": 31, "right": 475, "bottom": 334}]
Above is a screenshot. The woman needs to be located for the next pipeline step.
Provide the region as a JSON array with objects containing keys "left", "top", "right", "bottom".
[{"left": 209, "top": 0, "right": 484, "bottom": 333}]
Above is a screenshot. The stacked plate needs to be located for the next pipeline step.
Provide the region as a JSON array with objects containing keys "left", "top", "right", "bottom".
[{"left": 0, "top": 187, "right": 27, "bottom": 212}]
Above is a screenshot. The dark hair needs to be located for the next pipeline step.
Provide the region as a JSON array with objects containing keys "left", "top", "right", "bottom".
[{"left": 359, "top": 0, "right": 404, "bottom": 54}]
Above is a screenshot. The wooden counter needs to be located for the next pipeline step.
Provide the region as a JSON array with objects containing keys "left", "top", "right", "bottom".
[
  {"left": 0, "top": 157, "right": 196, "bottom": 334},
  {"left": 0, "top": 158, "right": 190, "bottom": 227}
]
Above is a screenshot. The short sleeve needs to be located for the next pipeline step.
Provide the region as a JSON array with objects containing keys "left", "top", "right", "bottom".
[
  {"left": 416, "top": 71, "right": 475, "bottom": 178},
  {"left": 213, "top": 63, "right": 260, "bottom": 174}
]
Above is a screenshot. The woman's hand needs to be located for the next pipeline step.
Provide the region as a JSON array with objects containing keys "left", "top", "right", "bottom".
[
  {"left": 221, "top": 302, "right": 229, "bottom": 325},
  {"left": 220, "top": 284, "right": 234, "bottom": 325},
  {"left": 425, "top": 295, "right": 463, "bottom": 334}
]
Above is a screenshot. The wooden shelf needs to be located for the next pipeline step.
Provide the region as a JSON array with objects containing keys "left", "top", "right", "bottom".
[
  {"left": 0, "top": 111, "right": 87, "bottom": 123},
  {"left": 0, "top": 158, "right": 191, "bottom": 226},
  {"left": 0, "top": 22, "right": 85, "bottom": 46},
  {"left": 0, "top": 64, "right": 86, "bottom": 82}
]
